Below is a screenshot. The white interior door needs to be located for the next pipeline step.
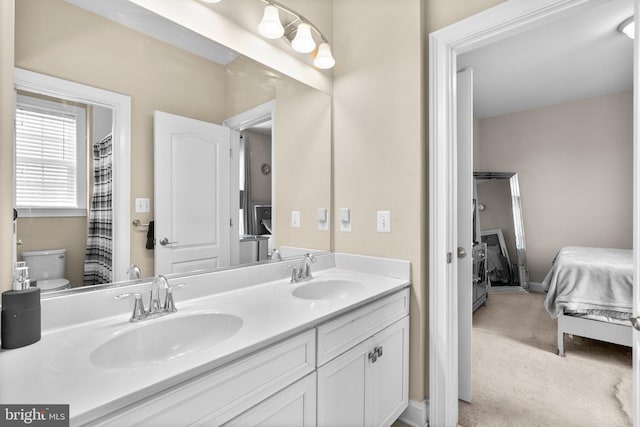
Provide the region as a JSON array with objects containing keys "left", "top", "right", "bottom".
[
  {"left": 457, "top": 68, "right": 474, "bottom": 403},
  {"left": 633, "top": 4, "right": 640, "bottom": 425},
  {"left": 154, "top": 111, "right": 231, "bottom": 275}
]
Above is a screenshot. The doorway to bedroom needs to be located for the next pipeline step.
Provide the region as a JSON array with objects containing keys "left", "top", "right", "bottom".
[
  {"left": 428, "top": 0, "right": 638, "bottom": 425},
  {"left": 460, "top": 0, "right": 634, "bottom": 421}
]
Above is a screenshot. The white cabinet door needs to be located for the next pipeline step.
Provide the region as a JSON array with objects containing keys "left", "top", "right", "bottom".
[
  {"left": 317, "top": 316, "right": 410, "bottom": 427},
  {"left": 224, "top": 373, "right": 316, "bottom": 427},
  {"left": 317, "top": 339, "right": 370, "bottom": 427},
  {"left": 369, "top": 316, "right": 409, "bottom": 427}
]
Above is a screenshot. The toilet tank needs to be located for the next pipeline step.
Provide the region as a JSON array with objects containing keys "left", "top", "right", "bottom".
[{"left": 21, "top": 249, "right": 67, "bottom": 282}]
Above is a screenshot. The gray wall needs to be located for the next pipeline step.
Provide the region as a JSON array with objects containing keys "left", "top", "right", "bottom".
[{"left": 476, "top": 91, "right": 633, "bottom": 282}]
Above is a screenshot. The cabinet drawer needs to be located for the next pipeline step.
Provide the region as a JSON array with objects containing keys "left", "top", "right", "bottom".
[
  {"left": 317, "top": 288, "right": 409, "bottom": 366},
  {"left": 92, "top": 329, "right": 315, "bottom": 426}
]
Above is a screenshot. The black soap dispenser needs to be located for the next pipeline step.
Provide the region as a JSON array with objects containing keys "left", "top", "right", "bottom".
[{"left": 1, "top": 262, "right": 41, "bottom": 349}]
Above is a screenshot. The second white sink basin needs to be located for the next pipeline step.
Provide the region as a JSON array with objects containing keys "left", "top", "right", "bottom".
[
  {"left": 292, "top": 279, "right": 365, "bottom": 300},
  {"left": 91, "top": 313, "right": 243, "bottom": 369}
]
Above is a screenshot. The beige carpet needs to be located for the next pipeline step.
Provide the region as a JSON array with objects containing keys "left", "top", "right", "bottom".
[{"left": 458, "top": 292, "right": 633, "bottom": 427}]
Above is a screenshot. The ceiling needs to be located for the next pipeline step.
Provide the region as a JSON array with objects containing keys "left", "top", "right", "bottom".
[{"left": 458, "top": 0, "right": 634, "bottom": 118}]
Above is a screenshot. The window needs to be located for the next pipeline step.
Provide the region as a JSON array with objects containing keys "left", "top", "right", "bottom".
[{"left": 15, "top": 94, "right": 87, "bottom": 217}]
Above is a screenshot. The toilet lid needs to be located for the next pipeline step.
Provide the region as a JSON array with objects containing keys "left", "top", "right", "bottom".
[{"left": 36, "top": 278, "right": 70, "bottom": 291}]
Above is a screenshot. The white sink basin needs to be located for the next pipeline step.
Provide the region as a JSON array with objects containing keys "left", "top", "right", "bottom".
[
  {"left": 291, "top": 279, "right": 365, "bottom": 300},
  {"left": 91, "top": 313, "right": 243, "bottom": 369}
]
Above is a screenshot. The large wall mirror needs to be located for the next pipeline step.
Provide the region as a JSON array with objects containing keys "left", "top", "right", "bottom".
[
  {"left": 474, "top": 172, "right": 529, "bottom": 291},
  {"left": 12, "top": 0, "right": 332, "bottom": 294}
]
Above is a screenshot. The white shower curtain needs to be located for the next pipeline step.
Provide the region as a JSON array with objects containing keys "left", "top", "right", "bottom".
[{"left": 84, "top": 133, "right": 113, "bottom": 286}]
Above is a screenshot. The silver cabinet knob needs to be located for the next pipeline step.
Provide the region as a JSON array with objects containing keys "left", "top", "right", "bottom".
[{"left": 631, "top": 316, "right": 640, "bottom": 331}]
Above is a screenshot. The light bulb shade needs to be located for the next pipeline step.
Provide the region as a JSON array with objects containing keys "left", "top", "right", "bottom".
[
  {"left": 258, "top": 5, "right": 284, "bottom": 39},
  {"left": 291, "top": 23, "right": 316, "bottom": 53},
  {"left": 313, "top": 42, "right": 335, "bottom": 69}
]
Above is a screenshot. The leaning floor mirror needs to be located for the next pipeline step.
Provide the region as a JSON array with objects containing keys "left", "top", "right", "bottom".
[{"left": 474, "top": 171, "right": 529, "bottom": 291}]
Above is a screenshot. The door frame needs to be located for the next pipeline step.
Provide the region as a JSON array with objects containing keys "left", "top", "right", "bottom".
[
  {"left": 427, "top": 0, "right": 635, "bottom": 425},
  {"left": 13, "top": 68, "right": 131, "bottom": 282},
  {"left": 223, "top": 100, "right": 276, "bottom": 264}
]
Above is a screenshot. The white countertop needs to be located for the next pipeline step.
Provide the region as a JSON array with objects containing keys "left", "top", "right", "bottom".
[{"left": 0, "top": 262, "right": 409, "bottom": 424}]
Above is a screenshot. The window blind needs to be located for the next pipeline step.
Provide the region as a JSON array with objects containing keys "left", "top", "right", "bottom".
[{"left": 15, "top": 105, "right": 78, "bottom": 208}]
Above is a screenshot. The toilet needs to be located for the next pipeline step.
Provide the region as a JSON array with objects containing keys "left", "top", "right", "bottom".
[{"left": 21, "top": 249, "right": 71, "bottom": 292}]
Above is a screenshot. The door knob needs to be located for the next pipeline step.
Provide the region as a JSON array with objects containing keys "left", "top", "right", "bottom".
[
  {"left": 159, "top": 238, "right": 177, "bottom": 246},
  {"left": 457, "top": 247, "right": 467, "bottom": 259},
  {"left": 631, "top": 316, "right": 640, "bottom": 331}
]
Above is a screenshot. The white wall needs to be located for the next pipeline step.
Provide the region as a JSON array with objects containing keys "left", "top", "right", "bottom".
[{"left": 477, "top": 91, "right": 633, "bottom": 282}]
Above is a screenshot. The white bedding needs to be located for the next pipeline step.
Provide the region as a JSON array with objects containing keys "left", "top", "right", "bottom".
[{"left": 543, "top": 246, "right": 633, "bottom": 319}]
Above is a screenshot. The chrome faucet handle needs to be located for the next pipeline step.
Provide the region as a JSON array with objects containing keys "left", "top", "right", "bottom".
[
  {"left": 163, "top": 283, "right": 187, "bottom": 313},
  {"left": 115, "top": 293, "right": 146, "bottom": 322}
]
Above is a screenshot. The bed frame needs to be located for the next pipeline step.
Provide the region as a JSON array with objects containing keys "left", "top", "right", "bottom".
[{"left": 557, "top": 312, "right": 633, "bottom": 356}]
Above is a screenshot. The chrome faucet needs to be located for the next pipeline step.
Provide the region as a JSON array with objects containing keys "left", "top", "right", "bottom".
[
  {"left": 289, "top": 253, "right": 317, "bottom": 283},
  {"left": 116, "top": 275, "right": 186, "bottom": 322},
  {"left": 268, "top": 248, "right": 283, "bottom": 261},
  {"left": 149, "top": 275, "right": 169, "bottom": 314},
  {"left": 126, "top": 264, "right": 142, "bottom": 280}
]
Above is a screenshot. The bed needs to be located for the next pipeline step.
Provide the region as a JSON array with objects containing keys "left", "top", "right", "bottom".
[{"left": 542, "top": 246, "right": 634, "bottom": 356}]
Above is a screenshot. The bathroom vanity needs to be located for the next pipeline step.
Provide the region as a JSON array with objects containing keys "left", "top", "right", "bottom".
[{"left": 0, "top": 253, "right": 410, "bottom": 426}]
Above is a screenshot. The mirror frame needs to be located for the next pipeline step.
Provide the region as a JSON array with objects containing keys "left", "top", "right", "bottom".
[
  {"left": 474, "top": 171, "right": 529, "bottom": 290},
  {"left": 14, "top": 68, "right": 132, "bottom": 283},
  {"left": 224, "top": 99, "right": 276, "bottom": 265}
]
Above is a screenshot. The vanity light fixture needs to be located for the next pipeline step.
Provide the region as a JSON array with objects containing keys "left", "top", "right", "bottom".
[
  {"left": 257, "top": 0, "right": 335, "bottom": 69},
  {"left": 618, "top": 16, "right": 635, "bottom": 39}
]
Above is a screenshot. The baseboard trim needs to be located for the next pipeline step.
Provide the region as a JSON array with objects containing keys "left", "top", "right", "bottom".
[
  {"left": 528, "top": 282, "right": 546, "bottom": 293},
  {"left": 398, "top": 399, "right": 429, "bottom": 427}
]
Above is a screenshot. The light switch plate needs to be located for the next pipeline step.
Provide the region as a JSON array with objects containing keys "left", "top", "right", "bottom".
[
  {"left": 135, "top": 198, "right": 150, "bottom": 213},
  {"left": 317, "top": 208, "right": 327, "bottom": 222},
  {"left": 339, "top": 208, "right": 351, "bottom": 232},
  {"left": 377, "top": 210, "right": 391, "bottom": 232},
  {"left": 318, "top": 209, "right": 329, "bottom": 231},
  {"left": 291, "top": 211, "right": 301, "bottom": 228}
]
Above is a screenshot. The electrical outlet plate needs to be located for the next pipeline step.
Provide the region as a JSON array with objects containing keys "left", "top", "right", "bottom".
[{"left": 377, "top": 211, "right": 391, "bottom": 232}]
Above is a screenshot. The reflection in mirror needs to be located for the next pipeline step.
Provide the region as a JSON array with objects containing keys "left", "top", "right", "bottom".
[
  {"left": 474, "top": 172, "right": 529, "bottom": 291},
  {"left": 14, "top": 67, "right": 132, "bottom": 292},
  {"left": 13, "top": 0, "right": 331, "bottom": 296},
  {"left": 15, "top": 91, "right": 112, "bottom": 290}
]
